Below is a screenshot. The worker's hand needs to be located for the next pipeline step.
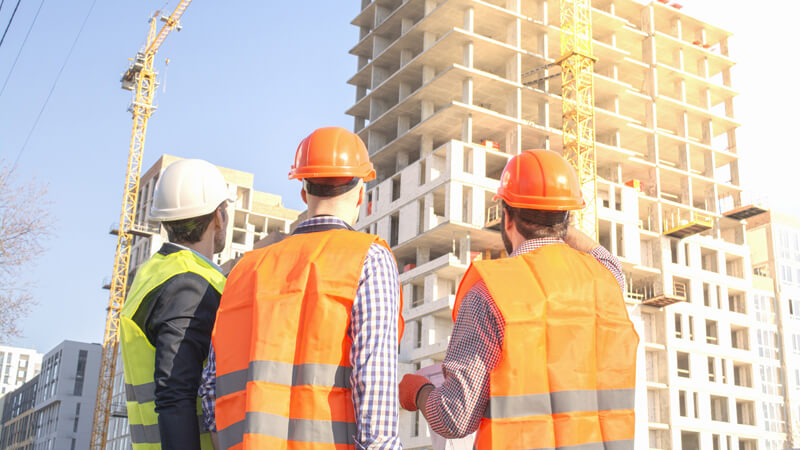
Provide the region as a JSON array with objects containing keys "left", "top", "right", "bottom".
[{"left": 399, "top": 374, "right": 433, "bottom": 411}]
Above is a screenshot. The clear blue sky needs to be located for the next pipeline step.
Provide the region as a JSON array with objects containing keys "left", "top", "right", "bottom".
[{"left": 0, "top": 1, "right": 795, "bottom": 352}]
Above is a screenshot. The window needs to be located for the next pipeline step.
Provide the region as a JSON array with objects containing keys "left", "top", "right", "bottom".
[
  {"left": 419, "top": 159, "right": 426, "bottom": 185},
  {"left": 73, "top": 350, "right": 87, "bottom": 396},
  {"left": 391, "top": 176, "right": 401, "bottom": 201},
  {"left": 677, "top": 352, "right": 690, "bottom": 378},
  {"left": 736, "top": 399, "right": 755, "bottom": 425},
  {"left": 688, "top": 316, "right": 695, "bottom": 341},
  {"left": 734, "top": 362, "right": 753, "bottom": 388},
  {"left": 73, "top": 403, "right": 80, "bottom": 433},
  {"left": 708, "top": 357, "right": 716, "bottom": 382},
  {"left": 678, "top": 390, "right": 687, "bottom": 417},
  {"left": 710, "top": 395, "right": 729, "bottom": 422},
  {"left": 674, "top": 313, "right": 683, "bottom": 339},
  {"left": 731, "top": 326, "right": 749, "bottom": 350},
  {"left": 706, "top": 320, "right": 718, "bottom": 344}
]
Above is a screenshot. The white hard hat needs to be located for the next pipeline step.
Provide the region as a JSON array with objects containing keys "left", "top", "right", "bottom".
[{"left": 149, "top": 159, "right": 235, "bottom": 222}]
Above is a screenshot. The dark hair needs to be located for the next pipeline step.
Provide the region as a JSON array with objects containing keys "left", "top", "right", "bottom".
[
  {"left": 304, "top": 177, "right": 360, "bottom": 197},
  {"left": 502, "top": 201, "right": 569, "bottom": 240},
  {"left": 162, "top": 204, "right": 225, "bottom": 244}
]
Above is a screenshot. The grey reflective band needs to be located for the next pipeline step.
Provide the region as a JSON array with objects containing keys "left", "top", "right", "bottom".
[
  {"left": 522, "top": 440, "right": 634, "bottom": 450},
  {"left": 130, "top": 423, "right": 161, "bottom": 444},
  {"left": 217, "top": 360, "right": 352, "bottom": 397},
  {"left": 485, "top": 389, "right": 634, "bottom": 419},
  {"left": 125, "top": 382, "right": 156, "bottom": 404},
  {"left": 218, "top": 411, "right": 356, "bottom": 447}
]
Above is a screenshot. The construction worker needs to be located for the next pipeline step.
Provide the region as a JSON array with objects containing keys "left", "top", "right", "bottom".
[
  {"left": 398, "top": 149, "right": 639, "bottom": 449},
  {"left": 120, "top": 159, "right": 234, "bottom": 449},
  {"left": 200, "top": 126, "right": 404, "bottom": 449}
]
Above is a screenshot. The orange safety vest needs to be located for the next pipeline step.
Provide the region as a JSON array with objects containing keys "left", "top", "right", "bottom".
[
  {"left": 212, "top": 228, "right": 404, "bottom": 449},
  {"left": 453, "top": 243, "right": 638, "bottom": 449}
]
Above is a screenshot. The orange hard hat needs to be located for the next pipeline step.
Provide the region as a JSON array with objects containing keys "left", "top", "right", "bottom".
[
  {"left": 494, "top": 149, "right": 585, "bottom": 210},
  {"left": 289, "top": 127, "right": 376, "bottom": 181}
]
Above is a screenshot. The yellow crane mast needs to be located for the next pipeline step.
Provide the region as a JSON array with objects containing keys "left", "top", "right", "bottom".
[
  {"left": 91, "top": 2, "right": 193, "bottom": 448},
  {"left": 560, "top": 0, "right": 598, "bottom": 239}
]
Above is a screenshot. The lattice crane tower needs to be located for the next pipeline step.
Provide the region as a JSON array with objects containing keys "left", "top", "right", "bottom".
[
  {"left": 91, "top": 2, "right": 193, "bottom": 448},
  {"left": 560, "top": 0, "right": 598, "bottom": 238}
]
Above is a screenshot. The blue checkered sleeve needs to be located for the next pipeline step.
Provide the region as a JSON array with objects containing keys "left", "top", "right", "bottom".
[
  {"left": 349, "top": 243, "right": 402, "bottom": 449},
  {"left": 199, "top": 344, "right": 216, "bottom": 432}
]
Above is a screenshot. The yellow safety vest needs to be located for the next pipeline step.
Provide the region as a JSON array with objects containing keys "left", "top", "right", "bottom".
[{"left": 120, "top": 247, "right": 224, "bottom": 449}]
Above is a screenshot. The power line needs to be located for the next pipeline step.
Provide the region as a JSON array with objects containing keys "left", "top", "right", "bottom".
[
  {"left": 9, "top": 0, "right": 98, "bottom": 171},
  {"left": 0, "top": 0, "right": 47, "bottom": 99},
  {"left": 0, "top": 0, "right": 21, "bottom": 49},
  {"left": 0, "top": 0, "right": 6, "bottom": 16}
]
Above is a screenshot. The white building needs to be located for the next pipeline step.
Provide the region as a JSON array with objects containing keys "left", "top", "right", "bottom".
[
  {"left": 0, "top": 346, "right": 42, "bottom": 396},
  {"left": 348, "top": 0, "right": 776, "bottom": 448},
  {"left": 103, "top": 155, "right": 300, "bottom": 449}
]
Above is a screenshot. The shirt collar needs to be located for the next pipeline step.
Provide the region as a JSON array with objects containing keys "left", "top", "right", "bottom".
[
  {"left": 167, "top": 242, "right": 224, "bottom": 274},
  {"left": 292, "top": 215, "right": 354, "bottom": 233},
  {"left": 510, "top": 237, "right": 565, "bottom": 257}
]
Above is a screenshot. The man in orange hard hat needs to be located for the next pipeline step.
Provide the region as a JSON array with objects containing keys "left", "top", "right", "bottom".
[
  {"left": 199, "top": 127, "right": 405, "bottom": 449},
  {"left": 398, "top": 149, "right": 638, "bottom": 449}
]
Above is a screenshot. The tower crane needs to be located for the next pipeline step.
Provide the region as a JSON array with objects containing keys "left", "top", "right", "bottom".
[
  {"left": 521, "top": 0, "right": 598, "bottom": 238},
  {"left": 91, "top": 1, "right": 193, "bottom": 448}
]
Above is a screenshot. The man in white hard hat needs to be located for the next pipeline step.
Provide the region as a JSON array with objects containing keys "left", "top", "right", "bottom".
[{"left": 120, "top": 159, "right": 234, "bottom": 450}]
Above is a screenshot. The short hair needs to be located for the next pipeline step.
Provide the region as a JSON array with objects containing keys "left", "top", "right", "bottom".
[
  {"left": 303, "top": 177, "right": 360, "bottom": 197},
  {"left": 162, "top": 203, "right": 225, "bottom": 244},
  {"left": 502, "top": 201, "right": 569, "bottom": 240}
]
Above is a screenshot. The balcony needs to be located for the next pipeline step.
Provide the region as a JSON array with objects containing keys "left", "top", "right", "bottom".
[{"left": 642, "top": 280, "right": 687, "bottom": 308}]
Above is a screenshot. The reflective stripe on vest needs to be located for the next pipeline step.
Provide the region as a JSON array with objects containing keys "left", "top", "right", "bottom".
[
  {"left": 120, "top": 246, "right": 224, "bottom": 450},
  {"left": 212, "top": 228, "right": 404, "bottom": 449},
  {"left": 453, "top": 244, "right": 639, "bottom": 449}
]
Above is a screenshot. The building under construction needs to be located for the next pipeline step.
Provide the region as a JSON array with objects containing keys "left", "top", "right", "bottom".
[
  {"left": 102, "top": 155, "right": 300, "bottom": 449},
  {"left": 348, "top": 0, "right": 784, "bottom": 447}
]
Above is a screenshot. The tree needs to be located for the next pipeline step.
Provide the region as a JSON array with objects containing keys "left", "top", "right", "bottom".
[{"left": 0, "top": 160, "right": 50, "bottom": 340}]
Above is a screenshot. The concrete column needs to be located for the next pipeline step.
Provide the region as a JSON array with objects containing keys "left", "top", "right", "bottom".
[
  {"left": 423, "top": 0, "right": 436, "bottom": 15},
  {"left": 539, "top": 0, "right": 548, "bottom": 25},
  {"left": 420, "top": 135, "right": 434, "bottom": 157},
  {"left": 400, "top": 49, "right": 414, "bottom": 67},
  {"left": 508, "top": 85, "right": 521, "bottom": 118},
  {"left": 397, "top": 151, "right": 410, "bottom": 171},
  {"left": 399, "top": 82, "right": 412, "bottom": 101},
  {"left": 506, "top": 17, "right": 521, "bottom": 47},
  {"left": 423, "top": 31, "right": 437, "bottom": 50},
  {"left": 416, "top": 247, "right": 430, "bottom": 265},
  {"left": 670, "top": 17, "right": 682, "bottom": 40},
  {"left": 538, "top": 101, "right": 550, "bottom": 128},
  {"left": 459, "top": 234, "right": 471, "bottom": 264},
  {"left": 422, "top": 65, "right": 436, "bottom": 84},
  {"left": 678, "top": 111, "right": 689, "bottom": 138},
  {"left": 463, "top": 7, "right": 474, "bottom": 32},
  {"left": 461, "top": 114, "right": 473, "bottom": 144},
  {"left": 463, "top": 42, "right": 474, "bottom": 68},
  {"left": 401, "top": 17, "right": 414, "bottom": 35},
  {"left": 506, "top": 0, "right": 520, "bottom": 13},
  {"left": 506, "top": 53, "right": 521, "bottom": 83},
  {"left": 505, "top": 125, "right": 522, "bottom": 155},
  {"left": 421, "top": 100, "right": 435, "bottom": 120},
  {"left": 398, "top": 115, "right": 411, "bottom": 136},
  {"left": 462, "top": 78, "right": 473, "bottom": 105},
  {"left": 354, "top": 117, "right": 365, "bottom": 132}
]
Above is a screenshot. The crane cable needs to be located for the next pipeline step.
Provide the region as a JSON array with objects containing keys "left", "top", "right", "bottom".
[
  {"left": 9, "top": 0, "right": 98, "bottom": 171},
  {"left": 0, "top": 0, "right": 21, "bottom": 49},
  {"left": 0, "top": 0, "right": 47, "bottom": 99}
]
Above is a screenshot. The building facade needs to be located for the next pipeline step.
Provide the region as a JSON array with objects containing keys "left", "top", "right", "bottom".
[
  {"left": 0, "top": 347, "right": 42, "bottom": 397},
  {"left": 747, "top": 209, "right": 800, "bottom": 448},
  {"left": 348, "top": 0, "right": 776, "bottom": 448},
  {"left": 0, "top": 376, "right": 39, "bottom": 450},
  {"left": 103, "top": 155, "right": 301, "bottom": 449},
  {"left": 28, "top": 341, "right": 101, "bottom": 450}
]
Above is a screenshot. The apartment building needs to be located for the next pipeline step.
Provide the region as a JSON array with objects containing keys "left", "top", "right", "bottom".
[
  {"left": 747, "top": 209, "right": 800, "bottom": 447},
  {"left": 348, "top": 0, "right": 775, "bottom": 447},
  {"left": 0, "top": 347, "right": 42, "bottom": 397},
  {"left": 0, "top": 376, "right": 39, "bottom": 450},
  {"left": 103, "top": 155, "right": 301, "bottom": 449},
  {"left": 27, "top": 341, "right": 101, "bottom": 450}
]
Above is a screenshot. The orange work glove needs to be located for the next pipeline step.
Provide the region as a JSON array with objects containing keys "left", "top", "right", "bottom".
[{"left": 399, "top": 373, "right": 433, "bottom": 411}]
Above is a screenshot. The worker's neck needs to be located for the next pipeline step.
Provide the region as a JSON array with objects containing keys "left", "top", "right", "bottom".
[
  {"left": 308, "top": 205, "right": 356, "bottom": 226},
  {"left": 174, "top": 239, "right": 214, "bottom": 260}
]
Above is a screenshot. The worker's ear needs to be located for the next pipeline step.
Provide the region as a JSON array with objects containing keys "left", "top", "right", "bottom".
[
  {"left": 356, "top": 183, "right": 364, "bottom": 207},
  {"left": 503, "top": 207, "right": 514, "bottom": 234},
  {"left": 301, "top": 188, "right": 308, "bottom": 205},
  {"left": 215, "top": 206, "right": 226, "bottom": 230}
]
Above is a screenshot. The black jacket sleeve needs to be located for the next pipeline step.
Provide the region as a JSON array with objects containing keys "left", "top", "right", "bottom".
[{"left": 145, "top": 272, "right": 220, "bottom": 450}]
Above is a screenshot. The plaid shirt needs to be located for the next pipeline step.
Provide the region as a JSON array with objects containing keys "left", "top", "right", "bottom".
[
  {"left": 198, "top": 216, "right": 402, "bottom": 449},
  {"left": 424, "top": 238, "right": 626, "bottom": 438}
]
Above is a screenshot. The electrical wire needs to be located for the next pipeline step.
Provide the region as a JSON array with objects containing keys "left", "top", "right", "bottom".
[
  {"left": 0, "top": 0, "right": 21, "bottom": 49},
  {"left": 9, "top": 0, "right": 98, "bottom": 171},
  {"left": 0, "top": 0, "right": 47, "bottom": 99},
  {"left": 0, "top": 0, "right": 6, "bottom": 16}
]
